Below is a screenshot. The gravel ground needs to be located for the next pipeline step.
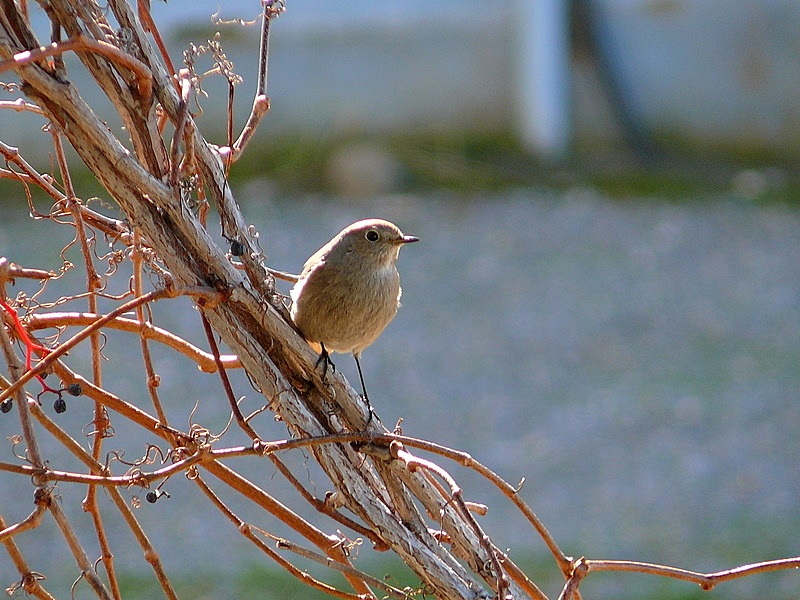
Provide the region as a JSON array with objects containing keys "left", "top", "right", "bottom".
[{"left": 1, "top": 187, "right": 799, "bottom": 598}]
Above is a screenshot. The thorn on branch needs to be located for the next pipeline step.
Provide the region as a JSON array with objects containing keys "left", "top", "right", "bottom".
[
  {"left": 263, "top": 0, "right": 287, "bottom": 19},
  {"left": 33, "top": 486, "right": 53, "bottom": 508},
  {"left": 5, "top": 571, "right": 47, "bottom": 596},
  {"left": 464, "top": 501, "right": 489, "bottom": 516},
  {"left": 558, "top": 557, "right": 588, "bottom": 600}
]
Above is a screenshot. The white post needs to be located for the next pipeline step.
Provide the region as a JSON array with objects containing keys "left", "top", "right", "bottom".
[{"left": 516, "top": 0, "right": 571, "bottom": 160}]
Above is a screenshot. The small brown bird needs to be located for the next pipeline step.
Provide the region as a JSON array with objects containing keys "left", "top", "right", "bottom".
[{"left": 290, "top": 219, "right": 418, "bottom": 418}]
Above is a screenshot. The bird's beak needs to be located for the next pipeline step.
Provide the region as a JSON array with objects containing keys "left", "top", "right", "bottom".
[{"left": 401, "top": 235, "right": 420, "bottom": 244}]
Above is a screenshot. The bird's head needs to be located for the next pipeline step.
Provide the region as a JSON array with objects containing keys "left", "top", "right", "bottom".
[{"left": 336, "top": 219, "right": 419, "bottom": 266}]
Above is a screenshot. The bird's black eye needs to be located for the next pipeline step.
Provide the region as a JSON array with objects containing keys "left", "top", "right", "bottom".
[{"left": 365, "top": 230, "right": 379, "bottom": 242}]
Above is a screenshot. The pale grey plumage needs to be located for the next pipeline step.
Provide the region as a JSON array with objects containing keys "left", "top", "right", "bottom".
[
  {"left": 290, "top": 218, "right": 418, "bottom": 357},
  {"left": 290, "top": 219, "right": 418, "bottom": 415}
]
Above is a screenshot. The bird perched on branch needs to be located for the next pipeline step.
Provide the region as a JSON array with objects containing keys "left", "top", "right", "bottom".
[{"left": 290, "top": 219, "right": 419, "bottom": 422}]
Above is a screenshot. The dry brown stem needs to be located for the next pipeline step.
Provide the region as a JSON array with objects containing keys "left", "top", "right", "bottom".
[{"left": 24, "top": 312, "right": 242, "bottom": 372}]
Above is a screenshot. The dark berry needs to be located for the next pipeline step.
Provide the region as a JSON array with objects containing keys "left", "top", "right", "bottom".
[{"left": 230, "top": 240, "right": 245, "bottom": 256}]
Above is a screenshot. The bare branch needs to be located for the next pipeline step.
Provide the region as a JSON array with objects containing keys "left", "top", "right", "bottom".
[{"left": 0, "top": 3, "right": 797, "bottom": 599}]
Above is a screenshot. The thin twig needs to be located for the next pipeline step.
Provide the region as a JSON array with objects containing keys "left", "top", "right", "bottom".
[
  {"left": 582, "top": 557, "right": 800, "bottom": 590},
  {"left": 194, "top": 474, "right": 377, "bottom": 600},
  {"left": 168, "top": 69, "right": 193, "bottom": 188},
  {"left": 0, "top": 35, "right": 153, "bottom": 99},
  {"left": 0, "top": 97, "right": 45, "bottom": 115},
  {"left": 393, "top": 445, "right": 511, "bottom": 598},
  {"left": 0, "top": 296, "right": 45, "bottom": 467},
  {"left": 0, "top": 287, "right": 223, "bottom": 407},
  {"left": 202, "top": 459, "right": 375, "bottom": 596},
  {"left": 257, "top": 526, "right": 418, "bottom": 600},
  {"left": 390, "top": 434, "right": 573, "bottom": 574},
  {"left": 267, "top": 453, "right": 386, "bottom": 549},
  {"left": 24, "top": 312, "right": 241, "bottom": 372},
  {"left": 46, "top": 357, "right": 191, "bottom": 444},
  {"left": 137, "top": 0, "right": 178, "bottom": 87},
  {"left": 46, "top": 489, "right": 114, "bottom": 599},
  {"left": 51, "top": 125, "right": 122, "bottom": 599},
  {"left": 0, "top": 454, "right": 205, "bottom": 487},
  {"left": 132, "top": 231, "right": 170, "bottom": 426},
  {"left": 229, "top": 0, "right": 277, "bottom": 159},
  {"left": 0, "top": 512, "right": 57, "bottom": 599},
  {"left": 199, "top": 309, "right": 260, "bottom": 440},
  {"left": 27, "top": 401, "right": 179, "bottom": 599},
  {"left": 0, "top": 503, "right": 47, "bottom": 543},
  {"left": 0, "top": 258, "right": 56, "bottom": 283}
]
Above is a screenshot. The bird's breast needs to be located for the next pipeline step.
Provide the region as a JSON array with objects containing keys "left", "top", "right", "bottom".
[{"left": 290, "top": 262, "right": 401, "bottom": 355}]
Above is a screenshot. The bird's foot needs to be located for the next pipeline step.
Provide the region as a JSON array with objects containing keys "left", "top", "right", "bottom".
[
  {"left": 314, "top": 343, "right": 336, "bottom": 381},
  {"left": 360, "top": 395, "right": 380, "bottom": 427}
]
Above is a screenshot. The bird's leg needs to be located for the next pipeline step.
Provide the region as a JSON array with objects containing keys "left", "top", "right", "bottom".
[
  {"left": 314, "top": 343, "right": 336, "bottom": 381},
  {"left": 353, "top": 354, "right": 378, "bottom": 426}
]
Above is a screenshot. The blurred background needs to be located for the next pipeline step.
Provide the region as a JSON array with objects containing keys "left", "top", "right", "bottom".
[{"left": 1, "top": 0, "right": 800, "bottom": 598}]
